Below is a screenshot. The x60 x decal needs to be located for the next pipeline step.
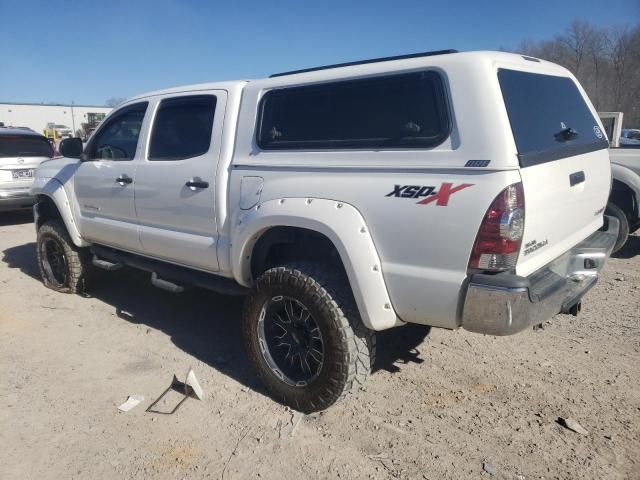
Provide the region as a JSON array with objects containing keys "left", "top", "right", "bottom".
[{"left": 386, "top": 183, "right": 474, "bottom": 206}]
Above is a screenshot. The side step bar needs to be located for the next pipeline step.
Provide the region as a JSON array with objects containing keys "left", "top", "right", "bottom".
[
  {"left": 92, "top": 255, "right": 123, "bottom": 271},
  {"left": 151, "top": 272, "right": 184, "bottom": 293},
  {"left": 90, "top": 245, "right": 248, "bottom": 296}
]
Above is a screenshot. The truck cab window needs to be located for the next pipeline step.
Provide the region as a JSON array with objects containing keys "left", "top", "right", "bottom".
[
  {"left": 90, "top": 102, "right": 148, "bottom": 161},
  {"left": 148, "top": 95, "right": 217, "bottom": 161}
]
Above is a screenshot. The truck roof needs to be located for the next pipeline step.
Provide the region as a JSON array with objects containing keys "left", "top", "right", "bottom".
[
  {"left": 256, "top": 50, "right": 564, "bottom": 84},
  {"left": 269, "top": 49, "right": 459, "bottom": 77},
  {"left": 126, "top": 81, "right": 249, "bottom": 103},
  {"left": 125, "top": 51, "right": 563, "bottom": 104}
]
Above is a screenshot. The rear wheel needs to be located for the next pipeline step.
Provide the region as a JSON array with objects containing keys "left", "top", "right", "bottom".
[
  {"left": 243, "top": 263, "right": 375, "bottom": 413},
  {"left": 36, "top": 219, "right": 91, "bottom": 294},
  {"left": 606, "top": 202, "right": 630, "bottom": 254}
]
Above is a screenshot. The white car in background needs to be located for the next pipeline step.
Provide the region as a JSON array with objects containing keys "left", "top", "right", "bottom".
[
  {"left": 0, "top": 127, "right": 54, "bottom": 211},
  {"left": 599, "top": 113, "right": 640, "bottom": 252},
  {"left": 53, "top": 125, "right": 73, "bottom": 138},
  {"left": 44, "top": 124, "right": 73, "bottom": 140}
]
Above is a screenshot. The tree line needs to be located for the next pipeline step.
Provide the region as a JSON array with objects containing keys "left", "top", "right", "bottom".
[{"left": 516, "top": 21, "right": 640, "bottom": 128}]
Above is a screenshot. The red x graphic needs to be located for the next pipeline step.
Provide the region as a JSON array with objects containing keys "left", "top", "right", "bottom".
[{"left": 417, "top": 182, "right": 474, "bottom": 206}]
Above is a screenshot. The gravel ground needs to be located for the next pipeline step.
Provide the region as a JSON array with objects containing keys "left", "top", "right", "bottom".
[{"left": 1, "top": 211, "right": 638, "bottom": 480}]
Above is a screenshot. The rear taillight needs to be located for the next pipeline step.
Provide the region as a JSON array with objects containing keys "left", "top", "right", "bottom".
[{"left": 469, "top": 183, "right": 525, "bottom": 271}]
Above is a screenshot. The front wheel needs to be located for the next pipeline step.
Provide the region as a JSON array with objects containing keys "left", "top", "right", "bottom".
[
  {"left": 243, "top": 263, "right": 375, "bottom": 413},
  {"left": 606, "top": 202, "right": 630, "bottom": 254},
  {"left": 36, "top": 219, "right": 91, "bottom": 294}
]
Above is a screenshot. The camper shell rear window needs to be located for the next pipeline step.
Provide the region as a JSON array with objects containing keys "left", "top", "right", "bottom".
[{"left": 498, "top": 69, "right": 609, "bottom": 167}]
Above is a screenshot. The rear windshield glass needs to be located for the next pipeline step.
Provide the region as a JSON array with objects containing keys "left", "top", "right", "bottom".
[
  {"left": 498, "top": 69, "right": 609, "bottom": 167},
  {"left": 0, "top": 135, "right": 53, "bottom": 158},
  {"left": 257, "top": 71, "right": 450, "bottom": 150}
]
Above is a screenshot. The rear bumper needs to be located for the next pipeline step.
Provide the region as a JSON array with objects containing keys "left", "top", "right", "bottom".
[
  {"left": 461, "top": 215, "right": 619, "bottom": 336},
  {"left": 0, "top": 187, "right": 35, "bottom": 211}
]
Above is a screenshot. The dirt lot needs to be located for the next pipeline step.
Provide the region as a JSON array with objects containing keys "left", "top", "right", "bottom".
[{"left": 0, "top": 212, "right": 638, "bottom": 480}]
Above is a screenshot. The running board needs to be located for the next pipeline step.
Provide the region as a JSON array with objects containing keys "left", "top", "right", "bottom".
[
  {"left": 92, "top": 255, "right": 123, "bottom": 271},
  {"left": 151, "top": 272, "right": 184, "bottom": 293},
  {"left": 90, "top": 245, "right": 248, "bottom": 296}
]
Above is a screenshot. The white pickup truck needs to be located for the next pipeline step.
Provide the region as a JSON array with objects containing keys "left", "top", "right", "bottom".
[
  {"left": 599, "top": 112, "right": 640, "bottom": 252},
  {"left": 31, "top": 50, "right": 618, "bottom": 412}
]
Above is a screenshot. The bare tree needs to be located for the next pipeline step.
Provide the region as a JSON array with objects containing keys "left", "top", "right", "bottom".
[{"left": 105, "top": 97, "right": 126, "bottom": 107}]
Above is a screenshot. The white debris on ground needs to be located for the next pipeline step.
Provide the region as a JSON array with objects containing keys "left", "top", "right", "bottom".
[
  {"left": 118, "top": 395, "right": 145, "bottom": 412},
  {"left": 558, "top": 417, "right": 590, "bottom": 436}
]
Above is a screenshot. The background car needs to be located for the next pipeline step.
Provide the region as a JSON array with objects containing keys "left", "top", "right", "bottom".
[
  {"left": 53, "top": 124, "right": 73, "bottom": 138},
  {"left": 599, "top": 113, "right": 640, "bottom": 252},
  {"left": 620, "top": 128, "right": 640, "bottom": 146},
  {"left": 0, "top": 127, "right": 54, "bottom": 212}
]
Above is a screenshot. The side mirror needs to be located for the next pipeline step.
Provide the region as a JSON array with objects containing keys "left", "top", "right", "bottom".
[{"left": 59, "top": 137, "right": 84, "bottom": 159}]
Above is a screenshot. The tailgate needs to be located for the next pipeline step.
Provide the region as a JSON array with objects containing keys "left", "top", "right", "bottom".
[{"left": 498, "top": 69, "right": 611, "bottom": 276}]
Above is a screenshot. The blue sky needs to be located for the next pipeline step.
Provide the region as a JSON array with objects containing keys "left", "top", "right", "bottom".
[{"left": 1, "top": 0, "right": 638, "bottom": 105}]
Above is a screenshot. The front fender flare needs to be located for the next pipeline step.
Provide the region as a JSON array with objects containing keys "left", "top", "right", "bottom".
[
  {"left": 611, "top": 163, "right": 640, "bottom": 219},
  {"left": 31, "top": 176, "right": 88, "bottom": 247},
  {"left": 232, "top": 198, "right": 402, "bottom": 331}
]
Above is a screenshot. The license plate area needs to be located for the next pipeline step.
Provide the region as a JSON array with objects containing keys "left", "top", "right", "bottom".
[{"left": 12, "top": 169, "right": 35, "bottom": 180}]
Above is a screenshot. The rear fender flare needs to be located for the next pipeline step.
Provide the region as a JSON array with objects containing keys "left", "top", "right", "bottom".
[{"left": 231, "top": 198, "right": 402, "bottom": 331}]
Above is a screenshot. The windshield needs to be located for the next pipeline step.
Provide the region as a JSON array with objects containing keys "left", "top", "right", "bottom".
[
  {"left": 0, "top": 135, "right": 54, "bottom": 158},
  {"left": 498, "top": 69, "right": 609, "bottom": 167}
]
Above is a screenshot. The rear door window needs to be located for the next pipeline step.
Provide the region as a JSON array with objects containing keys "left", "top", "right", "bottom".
[
  {"left": 498, "top": 69, "right": 609, "bottom": 167},
  {"left": 0, "top": 136, "right": 53, "bottom": 158},
  {"left": 148, "top": 95, "right": 217, "bottom": 161},
  {"left": 257, "top": 71, "right": 450, "bottom": 150}
]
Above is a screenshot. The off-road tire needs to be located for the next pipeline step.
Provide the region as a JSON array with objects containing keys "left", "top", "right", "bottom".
[
  {"left": 36, "top": 219, "right": 92, "bottom": 294},
  {"left": 606, "top": 202, "right": 630, "bottom": 254},
  {"left": 243, "top": 263, "right": 376, "bottom": 413}
]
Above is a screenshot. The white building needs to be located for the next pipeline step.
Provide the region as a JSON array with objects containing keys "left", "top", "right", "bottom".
[{"left": 0, "top": 102, "right": 112, "bottom": 136}]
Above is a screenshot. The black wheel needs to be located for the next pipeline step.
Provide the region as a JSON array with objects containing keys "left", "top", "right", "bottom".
[
  {"left": 36, "top": 219, "right": 91, "bottom": 294},
  {"left": 606, "top": 202, "right": 630, "bottom": 254},
  {"left": 243, "top": 263, "right": 375, "bottom": 413}
]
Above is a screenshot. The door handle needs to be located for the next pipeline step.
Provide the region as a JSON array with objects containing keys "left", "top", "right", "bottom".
[
  {"left": 569, "top": 171, "right": 585, "bottom": 186},
  {"left": 116, "top": 175, "right": 132, "bottom": 185},
  {"left": 185, "top": 179, "right": 209, "bottom": 189}
]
